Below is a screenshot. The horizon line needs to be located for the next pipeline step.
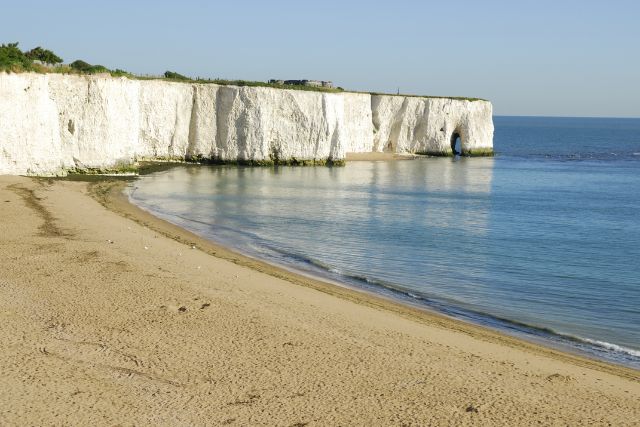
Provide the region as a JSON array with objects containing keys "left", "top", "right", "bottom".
[{"left": 494, "top": 114, "right": 640, "bottom": 120}]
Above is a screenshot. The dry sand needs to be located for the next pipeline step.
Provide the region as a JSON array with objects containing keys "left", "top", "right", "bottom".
[{"left": 0, "top": 175, "right": 638, "bottom": 426}]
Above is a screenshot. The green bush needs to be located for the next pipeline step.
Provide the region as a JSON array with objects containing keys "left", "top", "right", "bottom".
[
  {"left": 0, "top": 42, "right": 33, "bottom": 71},
  {"left": 69, "top": 59, "right": 92, "bottom": 72},
  {"left": 164, "top": 70, "right": 190, "bottom": 80},
  {"left": 110, "top": 68, "right": 132, "bottom": 77},
  {"left": 70, "top": 60, "right": 112, "bottom": 74},
  {"left": 87, "top": 64, "right": 109, "bottom": 74},
  {"left": 25, "top": 46, "right": 62, "bottom": 65}
]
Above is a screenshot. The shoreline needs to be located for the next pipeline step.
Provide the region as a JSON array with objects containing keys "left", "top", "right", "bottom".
[
  {"left": 1, "top": 175, "right": 639, "bottom": 425},
  {"left": 126, "top": 179, "right": 640, "bottom": 369},
  {"left": 97, "top": 179, "right": 640, "bottom": 380}
]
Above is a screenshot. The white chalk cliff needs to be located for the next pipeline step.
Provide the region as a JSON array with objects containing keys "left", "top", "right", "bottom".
[{"left": 0, "top": 73, "right": 493, "bottom": 175}]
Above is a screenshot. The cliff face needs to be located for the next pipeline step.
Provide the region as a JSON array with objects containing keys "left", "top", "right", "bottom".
[{"left": 0, "top": 73, "right": 493, "bottom": 175}]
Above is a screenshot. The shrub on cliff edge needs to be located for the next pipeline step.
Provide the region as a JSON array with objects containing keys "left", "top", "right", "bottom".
[
  {"left": 70, "top": 60, "right": 111, "bottom": 74},
  {"left": 164, "top": 70, "right": 190, "bottom": 81},
  {"left": 69, "top": 60, "right": 92, "bottom": 72},
  {"left": 0, "top": 42, "right": 33, "bottom": 71},
  {"left": 25, "top": 46, "right": 63, "bottom": 65}
]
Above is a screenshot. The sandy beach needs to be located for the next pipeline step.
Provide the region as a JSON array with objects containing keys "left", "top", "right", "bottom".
[{"left": 0, "top": 175, "right": 638, "bottom": 426}]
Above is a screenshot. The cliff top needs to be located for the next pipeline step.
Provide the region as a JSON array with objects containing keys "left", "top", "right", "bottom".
[{"left": 0, "top": 42, "right": 487, "bottom": 102}]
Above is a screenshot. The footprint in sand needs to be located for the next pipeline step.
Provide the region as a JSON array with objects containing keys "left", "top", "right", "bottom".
[
  {"left": 546, "top": 373, "right": 574, "bottom": 383},
  {"left": 160, "top": 303, "right": 211, "bottom": 312},
  {"left": 159, "top": 305, "right": 187, "bottom": 313}
]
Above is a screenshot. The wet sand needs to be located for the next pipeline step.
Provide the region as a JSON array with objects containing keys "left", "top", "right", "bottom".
[{"left": 0, "top": 175, "right": 638, "bottom": 425}]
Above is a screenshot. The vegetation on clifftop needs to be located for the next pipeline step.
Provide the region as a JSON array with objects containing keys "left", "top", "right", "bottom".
[
  {"left": 24, "top": 46, "right": 63, "bottom": 65},
  {"left": 0, "top": 42, "right": 486, "bottom": 100},
  {"left": 0, "top": 42, "right": 133, "bottom": 77},
  {"left": 0, "top": 43, "right": 34, "bottom": 71}
]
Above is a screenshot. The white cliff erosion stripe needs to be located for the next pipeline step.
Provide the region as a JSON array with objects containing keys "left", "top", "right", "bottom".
[{"left": 0, "top": 73, "right": 494, "bottom": 175}]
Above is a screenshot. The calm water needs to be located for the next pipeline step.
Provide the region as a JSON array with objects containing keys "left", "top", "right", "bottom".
[{"left": 129, "top": 116, "right": 640, "bottom": 368}]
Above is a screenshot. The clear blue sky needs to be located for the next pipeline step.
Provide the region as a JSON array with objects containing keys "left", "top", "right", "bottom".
[{"left": 4, "top": 0, "right": 639, "bottom": 117}]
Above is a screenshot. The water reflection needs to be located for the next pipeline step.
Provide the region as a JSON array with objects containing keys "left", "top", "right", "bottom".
[
  {"left": 129, "top": 156, "right": 640, "bottom": 364},
  {"left": 132, "top": 158, "right": 496, "bottom": 292}
]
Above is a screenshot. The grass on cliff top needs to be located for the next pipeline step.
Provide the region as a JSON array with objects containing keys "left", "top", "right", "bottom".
[
  {"left": 136, "top": 73, "right": 485, "bottom": 100},
  {"left": 1, "top": 42, "right": 486, "bottom": 101},
  {"left": 360, "top": 91, "right": 486, "bottom": 102},
  {"left": 148, "top": 73, "right": 347, "bottom": 94},
  {"left": 0, "top": 42, "right": 134, "bottom": 78}
]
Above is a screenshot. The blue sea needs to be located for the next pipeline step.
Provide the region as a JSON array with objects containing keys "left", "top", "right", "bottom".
[{"left": 128, "top": 116, "right": 640, "bottom": 368}]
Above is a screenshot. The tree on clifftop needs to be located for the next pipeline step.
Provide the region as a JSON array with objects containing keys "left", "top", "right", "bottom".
[
  {"left": 25, "top": 46, "right": 63, "bottom": 65},
  {"left": 0, "top": 42, "right": 33, "bottom": 71}
]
